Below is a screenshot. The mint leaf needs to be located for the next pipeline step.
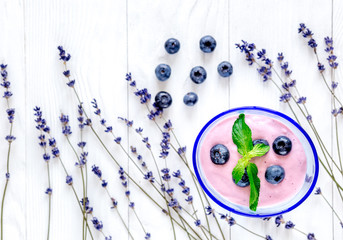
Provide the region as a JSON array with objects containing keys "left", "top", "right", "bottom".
[
  {"left": 232, "top": 114, "right": 253, "bottom": 156},
  {"left": 232, "top": 155, "right": 250, "bottom": 184},
  {"left": 247, "top": 163, "right": 260, "bottom": 211},
  {"left": 247, "top": 143, "right": 270, "bottom": 158}
]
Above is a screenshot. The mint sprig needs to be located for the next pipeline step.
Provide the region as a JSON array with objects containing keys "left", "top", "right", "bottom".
[{"left": 231, "top": 114, "right": 269, "bottom": 211}]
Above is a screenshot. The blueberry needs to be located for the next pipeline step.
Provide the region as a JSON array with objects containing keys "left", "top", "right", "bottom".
[
  {"left": 217, "top": 61, "right": 233, "bottom": 77},
  {"left": 210, "top": 144, "right": 230, "bottom": 165},
  {"left": 253, "top": 139, "right": 270, "bottom": 149},
  {"left": 233, "top": 168, "right": 250, "bottom": 187},
  {"left": 265, "top": 165, "right": 285, "bottom": 184},
  {"left": 199, "top": 35, "right": 217, "bottom": 53},
  {"left": 155, "top": 64, "right": 171, "bottom": 81},
  {"left": 272, "top": 136, "right": 292, "bottom": 155},
  {"left": 183, "top": 92, "right": 198, "bottom": 106},
  {"left": 155, "top": 91, "right": 172, "bottom": 109},
  {"left": 164, "top": 38, "right": 180, "bottom": 54},
  {"left": 190, "top": 66, "right": 207, "bottom": 84}
]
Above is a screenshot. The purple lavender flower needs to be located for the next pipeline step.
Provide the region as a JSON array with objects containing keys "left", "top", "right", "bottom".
[
  {"left": 177, "top": 146, "right": 186, "bottom": 155},
  {"left": 317, "top": 63, "right": 325, "bottom": 73},
  {"left": 92, "top": 165, "right": 102, "bottom": 179},
  {"left": 296, "top": 97, "right": 307, "bottom": 104},
  {"left": 236, "top": 40, "right": 256, "bottom": 65},
  {"left": 205, "top": 206, "right": 214, "bottom": 216},
  {"left": 307, "top": 233, "right": 316, "bottom": 240},
  {"left": 118, "top": 117, "right": 133, "bottom": 127},
  {"left": 143, "top": 171, "right": 155, "bottom": 183},
  {"left": 285, "top": 221, "right": 295, "bottom": 229},
  {"left": 110, "top": 198, "right": 118, "bottom": 209},
  {"left": 275, "top": 215, "right": 284, "bottom": 227},
  {"left": 185, "top": 195, "right": 193, "bottom": 204},
  {"left": 145, "top": 233, "right": 151, "bottom": 239},
  {"left": 159, "top": 132, "right": 170, "bottom": 159},
  {"left": 66, "top": 175, "right": 73, "bottom": 185},
  {"left": 298, "top": 23, "right": 318, "bottom": 49},
  {"left": 6, "top": 108, "right": 15, "bottom": 123},
  {"left": 163, "top": 120, "right": 172, "bottom": 131},
  {"left": 228, "top": 216, "right": 236, "bottom": 226},
  {"left": 161, "top": 168, "right": 171, "bottom": 181},
  {"left": 43, "top": 153, "right": 51, "bottom": 161},
  {"left": 306, "top": 115, "right": 313, "bottom": 122},
  {"left": 332, "top": 82, "right": 338, "bottom": 89},
  {"left": 45, "top": 188, "right": 52, "bottom": 195},
  {"left": 91, "top": 217, "right": 103, "bottom": 231},
  {"left": 57, "top": 46, "right": 71, "bottom": 62},
  {"left": 314, "top": 187, "right": 321, "bottom": 195},
  {"left": 279, "top": 93, "right": 292, "bottom": 102},
  {"left": 324, "top": 37, "right": 338, "bottom": 69},
  {"left": 1, "top": 65, "right": 13, "bottom": 100},
  {"left": 194, "top": 219, "right": 201, "bottom": 227},
  {"left": 172, "top": 170, "right": 181, "bottom": 178},
  {"left": 101, "top": 180, "right": 108, "bottom": 188},
  {"left": 265, "top": 235, "right": 273, "bottom": 240}
]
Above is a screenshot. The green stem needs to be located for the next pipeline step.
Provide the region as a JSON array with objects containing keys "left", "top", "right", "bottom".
[
  {"left": 235, "top": 223, "right": 265, "bottom": 239},
  {"left": 148, "top": 110, "right": 217, "bottom": 240},
  {"left": 65, "top": 136, "right": 87, "bottom": 240},
  {"left": 46, "top": 162, "right": 51, "bottom": 240},
  {"left": 116, "top": 208, "right": 134, "bottom": 240},
  {"left": 0, "top": 180, "right": 8, "bottom": 240},
  {"left": 293, "top": 227, "right": 307, "bottom": 237},
  {"left": 320, "top": 192, "right": 343, "bottom": 223},
  {"left": 1, "top": 119, "right": 13, "bottom": 240},
  {"left": 67, "top": 76, "right": 218, "bottom": 239}
]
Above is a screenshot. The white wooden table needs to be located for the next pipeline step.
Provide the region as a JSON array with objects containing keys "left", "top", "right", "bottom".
[{"left": 0, "top": 0, "right": 342, "bottom": 239}]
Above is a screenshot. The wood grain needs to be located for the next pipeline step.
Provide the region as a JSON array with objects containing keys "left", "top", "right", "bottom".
[{"left": 0, "top": 0, "right": 340, "bottom": 239}]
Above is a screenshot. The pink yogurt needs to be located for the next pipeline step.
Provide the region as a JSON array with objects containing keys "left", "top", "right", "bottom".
[{"left": 199, "top": 114, "right": 307, "bottom": 207}]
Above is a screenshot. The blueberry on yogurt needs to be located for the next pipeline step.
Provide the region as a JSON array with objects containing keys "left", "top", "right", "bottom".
[
  {"left": 210, "top": 144, "right": 230, "bottom": 165},
  {"left": 265, "top": 165, "right": 285, "bottom": 184},
  {"left": 273, "top": 136, "right": 292, "bottom": 156},
  {"left": 233, "top": 168, "right": 250, "bottom": 187}
]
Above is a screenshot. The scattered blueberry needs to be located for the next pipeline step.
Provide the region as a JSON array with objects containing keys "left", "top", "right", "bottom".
[
  {"left": 183, "top": 92, "right": 198, "bottom": 106},
  {"left": 265, "top": 165, "right": 285, "bottom": 184},
  {"left": 155, "top": 91, "right": 172, "bottom": 109},
  {"left": 155, "top": 64, "right": 171, "bottom": 81},
  {"left": 200, "top": 35, "right": 217, "bottom": 53},
  {"left": 190, "top": 66, "right": 207, "bottom": 84},
  {"left": 272, "top": 136, "right": 292, "bottom": 156},
  {"left": 253, "top": 139, "right": 270, "bottom": 150},
  {"left": 164, "top": 38, "right": 180, "bottom": 54},
  {"left": 210, "top": 144, "right": 230, "bottom": 165},
  {"left": 217, "top": 61, "right": 233, "bottom": 77},
  {"left": 233, "top": 168, "right": 250, "bottom": 187}
]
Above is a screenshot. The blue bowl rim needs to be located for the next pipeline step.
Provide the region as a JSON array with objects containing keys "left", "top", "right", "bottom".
[{"left": 192, "top": 106, "right": 319, "bottom": 218}]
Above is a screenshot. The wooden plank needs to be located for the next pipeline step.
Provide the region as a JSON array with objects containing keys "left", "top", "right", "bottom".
[
  {"left": 24, "top": 0, "right": 128, "bottom": 239},
  {"left": 0, "top": 0, "right": 26, "bottom": 239},
  {"left": 127, "top": 0, "right": 230, "bottom": 239},
  {"left": 230, "top": 0, "right": 334, "bottom": 239},
  {"left": 332, "top": 0, "right": 343, "bottom": 239}
]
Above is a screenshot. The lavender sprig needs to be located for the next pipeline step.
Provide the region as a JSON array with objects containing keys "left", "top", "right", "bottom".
[
  {"left": 1, "top": 64, "right": 15, "bottom": 240},
  {"left": 314, "top": 187, "right": 343, "bottom": 228},
  {"left": 60, "top": 113, "right": 89, "bottom": 240},
  {"left": 34, "top": 107, "right": 53, "bottom": 240},
  {"left": 126, "top": 73, "right": 223, "bottom": 239},
  {"left": 34, "top": 107, "right": 94, "bottom": 239},
  {"left": 91, "top": 165, "right": 134, "bottom": 239},
  {"left": 274, "top": 215, "right": 315, "bottom": 238},
  {"left": 118, "top": 166, "right": 150, "bottom": 238},
  {"left": 57, "top": 47, "right": 216, "bottom": 240}
]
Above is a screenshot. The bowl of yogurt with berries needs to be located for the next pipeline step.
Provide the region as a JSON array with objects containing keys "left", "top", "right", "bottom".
[{"left": 192, "top": 106, "right": 318, "bottom": 217}]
